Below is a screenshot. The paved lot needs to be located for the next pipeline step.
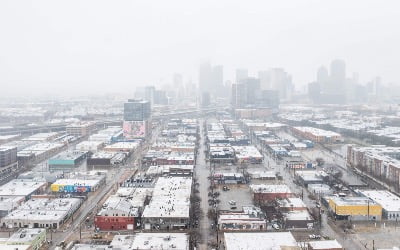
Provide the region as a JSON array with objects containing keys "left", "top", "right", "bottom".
[{"left": 216, "top": 185, "right": 253, "bottom": 211}]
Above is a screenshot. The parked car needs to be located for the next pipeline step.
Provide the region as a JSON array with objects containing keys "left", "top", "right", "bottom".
[
  {"left": 309, "top": 234, "right": 321, "bottom": 239},
  {"left": 272, "top": 223, "right": 280, "bottom": 230}
]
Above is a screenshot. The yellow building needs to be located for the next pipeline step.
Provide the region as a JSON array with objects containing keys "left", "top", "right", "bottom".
[{"left": 328, "top": 197, "right": 382, "bottom": 221}]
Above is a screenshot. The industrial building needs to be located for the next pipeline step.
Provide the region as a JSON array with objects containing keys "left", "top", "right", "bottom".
[
  {"left": 0, "top": 179, "right": 47, "bottom": 200},
  {"left": 0, "top": 196, "right": 25, "bottom": 217},
  {"left": 308, "top": 240, "right": 343, "bottom": 250},
  {"left": 66, "top": 121, "right": 97, "bottom": 137},
  {"left": 232, "top": 146, "right": 263, "bottom": 164},
  {"left": 73, "top": 233, "right": 189, "bottom": 250},
  {"left": 103, "top": 141, "right": 140, "bottom": 154},
  {"left": 48, "top": 150, "right": 87, "bottom": 172},
  {"left": 295, "top": 170, "right": 327, "bottom": 187},
  {"left": 95, "top": 195, "right": 140, "bottom": 231},
  {"left": 1, "top": 197, "right": 82, "bottom": 229},
  {"left": 224, "top": 232, "right": 299, "bottom": 250},
  {"left": 328, "top": 196, "right": 382, "bottom": 221},
  {"left": 283, "top": 210, "right": 314, "bottom": 229},
  {"left": 87, "top": 151, "right": 127, "bottom": 166},
  {"left": 142, "top": 177, "right": 192, "bottom": 230},
  {"left": 17, "top": 142, "right": 64, "bottom": 163},
  {"left": 0, "top": 228, "right": 46, "bottom": 250},
  {"left": 278, "top": 197, "right": 307, "bottom": 212},
  {"left": 0, "top": 146, "right": 18, "bottom": 176},
  {"left": 50, "top": 172, "right": 105, "bottom": 193},
  {"left": 218, "top": 206, "right": 266, "bottom": 231},
  {"left": 75, "top": 140, "right": 104, "bottom": 153},
  {"left": 358, "top": 190, "right": 400, "bottom": 220},
  {"left": 250, "top": 184, "right": 293, "bottom": 203},
  {"left": 291, "top": 126, "right": 342, "bottom": 143}
]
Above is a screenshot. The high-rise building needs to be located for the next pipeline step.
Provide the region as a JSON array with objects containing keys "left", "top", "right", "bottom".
[
  {"left": 199, "top": 62, "right": 212, "bottom": 93},
  {"left": 236, "top": 69, "right": 248, "bottom": 83},
  {"left": 212, "top": 65, "right": 224, "bottom": 96},
  {"left": 258, "top": 68, "right": 292, "bottom": 101},
  {"left": 199, "top": 62, "right": 224, "bottom": 97},
  {"left": 231, "top": 83, "right": 248, "bottom": 108},
  {"left": 123, "top": 99, "right": 151, "bottom": 121},
  {"left": 154, "top": 90, "right": 168, "bottom": 105},
  {"left": 231, "top": 77, "right": 279, "bottom": 109},
  {"left": 144, "top": 86, "right": 156, "bottom": 106},
  {"left": 258, "top": 70, "right": 271, "bottom": 90},
  {"left": 201, "top": 91, "right": 211, "bottom": 107},
  {"left": 311, "top": 60, "right": 347, "bottom": 104},
  {"left": 173, "top": 73, "right": 184, "bottom": 100},
  {"left": 123, "top": 99, "right": 151, "bottom": 139},
  {"left": 329, "top": 59, "right": 346, "bottom": 96}
]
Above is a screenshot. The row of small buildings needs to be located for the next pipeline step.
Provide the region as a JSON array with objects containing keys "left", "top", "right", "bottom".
[{"left": 71, "top": 231, "right": 344, "bottom": 250}]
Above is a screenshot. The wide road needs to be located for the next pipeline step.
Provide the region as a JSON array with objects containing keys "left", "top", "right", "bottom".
[{"left": 197, "top": 119, "right": 212, "bottom": 250}]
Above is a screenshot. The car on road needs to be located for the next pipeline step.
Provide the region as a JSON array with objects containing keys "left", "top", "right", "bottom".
[
  {"left": 223, "top": 186, "right": 230, "bottom": 191},
  {"left": 309, "top": 234, "right": 321, "bottom": 239},
  {"left": 228, "top": 200, "right": 236, "bottom": 205}
]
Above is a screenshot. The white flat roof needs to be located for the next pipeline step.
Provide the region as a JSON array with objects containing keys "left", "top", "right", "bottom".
[
  {"left": 0, "top": 179, "right": 46, "bottom": 197},
  {"left": 308, "top": 240, "right": 342, "bottom": 249},
  {"left": 131, "top": 233, "right": 189, "bottom": 250},
  {"left": 250, "top": 184, "right": 292, "bottom": 194},
  {"left": 224, "top": 232, "right": 298, "bottom": 250},
  {"left": 359, "top": 190, "right": 400, "bottom": 212},
  {"left": 3, "top": 198, "right": 81, "bottom": 222},
  {"left": 142, "top": 177, "right": 192, "bottom": 218}
]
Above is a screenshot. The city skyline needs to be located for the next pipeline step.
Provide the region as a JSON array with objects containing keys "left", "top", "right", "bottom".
[{"left": 1, "top": 0, "right": 400, "bottom": 97}]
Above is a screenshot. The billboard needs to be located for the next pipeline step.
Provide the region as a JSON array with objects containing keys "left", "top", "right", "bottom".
[{"left": 123, "top": 120, "right": 148, "bottom": 139}]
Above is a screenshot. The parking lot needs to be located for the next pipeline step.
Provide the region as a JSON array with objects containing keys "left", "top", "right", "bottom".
[{"left": 215, "top": 184, "right": 253, "bottom": 211}]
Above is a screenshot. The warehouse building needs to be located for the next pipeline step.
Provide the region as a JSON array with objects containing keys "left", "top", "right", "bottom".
[
  {"left": 308, "top": 240, "right": 343, "bottom": 250},
  {"left": 232, "top": 146, "right": 263, "bottom": 164},
  {"left": 0, "top": 179, "right": 47, "bottom": 200},
  {"left": 50, "top": 172, "right": 105, "bottom": 193},
  {"left": 283, "top": 210, "right": 314, "bottom": 229},
  {"left": 48, "top": 150, "right": 87, "bottom": 172},
  {"left": 328, "top": 196, "right": 382, "bottom": 221},
  {"left": 87, "top": 151, "right": 127, "bottom": 166},
  {"left": 95, "top": 195, "right": 140, "bottom": 231},
  {"left": 250, "top": 184, "right": 293, "bottom": 203},
  {"left": 103, "top": 141, "right": 140, "bottom": 155},
  {"left": 75, "top": 141, "right": 104, "bottom": 153},
  {"left": 224, "top": 232, "right": 299, "bottom": 250},
  {"left": 66, "top": 122, "right": 97, "bottom": 137},
  {"left": 0, "top": 196, "right": 25, "bottom": 217},
  {"left": 72, "top": 233, "right": 190, "bottom": 250},
  {"left": 278, "top": 197, "right": 307, "bottom": 212},
  {"left": 291, "top": 127, "right": 342, "bottom": 143},
  {"left": 1, "top": 197, "right": 82, "bottom": 229},
  {"left": 142, "top": 177, "right": 192, "bottom": 230},
  {"left": 0, "top": 146, "right": 18, "bottom": 176},
  {"left": 0, "top": 228, "right": 47, "bottom": 250},
  {"left": 218, "top": 206, "right": 266, "bottom": 231},
  {"left": 17, "top": 142, "right": 64, "bottom": 163},
  {"left": 358, "top": 190, "right": 400, "bottom": 220}
]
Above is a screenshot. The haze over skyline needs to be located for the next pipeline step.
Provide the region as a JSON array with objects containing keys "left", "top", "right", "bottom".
[{"left": 1, "top": 0, "right": 399, "bottom": 97}]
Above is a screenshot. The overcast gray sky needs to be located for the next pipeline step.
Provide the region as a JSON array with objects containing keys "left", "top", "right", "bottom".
[{"left": 0, "top": 0, "right": 399, "bottom": 97}]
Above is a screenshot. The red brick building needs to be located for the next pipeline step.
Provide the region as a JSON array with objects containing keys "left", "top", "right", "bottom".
[
  {"left": 95, "top": 196, "right": 139, "bottom": 231},
  {"left": 250, "top": 184, "right": 294, "bottom": 204}
]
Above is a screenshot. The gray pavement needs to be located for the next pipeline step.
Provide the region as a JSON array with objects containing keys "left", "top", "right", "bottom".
[{"left": 197, "top": 119, "right": 212, "bottom": 250}]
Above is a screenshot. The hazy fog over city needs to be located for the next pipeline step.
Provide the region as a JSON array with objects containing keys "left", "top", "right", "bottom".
[
  {"left": 1, "top": 0, "right": 400, "bottom": 98},
  {"left": 2, "top": 1, "right": 400, "bottom": 250}
]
